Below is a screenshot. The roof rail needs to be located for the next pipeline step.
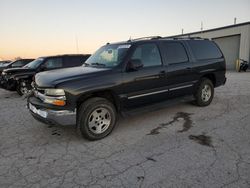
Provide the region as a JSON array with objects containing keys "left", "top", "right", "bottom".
[
  {"left": 127, "top": 36, "right": 162, "bottom": 42},
  {"left": 161, "top": 36, "right": 209, "bottom": 40}
]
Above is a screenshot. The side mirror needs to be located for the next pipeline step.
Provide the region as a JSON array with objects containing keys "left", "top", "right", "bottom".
[
  {"left": 127, "top": 59, "right": 143, "bottom": 71},
  {"left": 39, "top": 64, "right": 47, "bottom": 71}
]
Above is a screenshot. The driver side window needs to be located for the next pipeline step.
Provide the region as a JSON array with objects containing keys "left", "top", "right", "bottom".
[
  {"left": 43, "top": 58, "right": 63, "bottom": 69},
  {"left": 131, "top": 43, "right": 162, "bottom": 68}
]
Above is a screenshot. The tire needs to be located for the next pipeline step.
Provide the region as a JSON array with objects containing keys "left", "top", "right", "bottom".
[
  {"left": 16, "top": 81, "right": 30, "bottom": 96},
  {"left": 194, "top": 78, "right": 214, "bottom": 107},
  {"left": 16, "top": 84, "right": 24, "bottom": 96},
  {"left": 77, "top": 97, "right": 117, "bottom": 141}
]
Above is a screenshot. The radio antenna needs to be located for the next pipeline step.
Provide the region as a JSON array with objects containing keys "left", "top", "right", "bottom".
[{"left": 75, "top": 35, "right": 79, "bottom": 54}]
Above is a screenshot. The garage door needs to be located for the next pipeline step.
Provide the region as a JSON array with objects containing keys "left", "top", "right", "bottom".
[{"left": 213, "top": 35, "right": 240, "bottom": 70}]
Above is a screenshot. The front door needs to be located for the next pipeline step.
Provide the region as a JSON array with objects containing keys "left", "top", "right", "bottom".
[{"left": 121, "top": 42, "right": 168, "bottom": 109}]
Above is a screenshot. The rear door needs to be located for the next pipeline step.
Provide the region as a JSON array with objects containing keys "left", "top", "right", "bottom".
[
  {"left": 122, "top": 42, "right": 168, "bottom": 108},
  {"left": 159, "top": 41, "right": 196, "bottom": 98}
]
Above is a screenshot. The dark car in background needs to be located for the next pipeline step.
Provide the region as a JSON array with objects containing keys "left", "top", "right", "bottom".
[
  {"left": 0, "top": 60, "right": 11, "bottom": 68},
  {"left": 0, "top": 59, "right": 34, "bottom": 74},
  {"left": 28, "top": 37, "right": 226, "bottom": 140},
  {"left": 1, "top": 54, "right": 90, "bottom": 95}
]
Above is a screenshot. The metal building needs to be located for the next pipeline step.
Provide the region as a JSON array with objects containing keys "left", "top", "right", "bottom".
[{"left": 171, "top": 22, "right": 250, "bottom": 70}]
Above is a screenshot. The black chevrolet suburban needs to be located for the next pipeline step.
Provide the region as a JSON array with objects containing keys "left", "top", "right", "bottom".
[
  {"left": 28, "top": 37, "right": 226, "bottom": 140},
  {"left": 1, "top": 54, "right": 90, "bottom": 95}
]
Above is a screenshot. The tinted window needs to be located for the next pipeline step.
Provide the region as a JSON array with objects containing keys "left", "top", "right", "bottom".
[
  {"left": 131, "top": 43, "right": 162, "bottom": 67},
  {"left": 64, "top": 56, "right": 85, "bottom": 67},
  {"left": 11, "top": 60, "right": 26, "bottom": 67},
  {"left": 44, "top": 58, "right": 63, "bottom": 69},
  {"left": 11, "top": 60, "right": 31, "bottom": 67},
  {"left": 188, "top": 40, "right": 223, "bottom": 60},
  {"left": 162, "top": 42, "right": 188, "bottom": 64}
]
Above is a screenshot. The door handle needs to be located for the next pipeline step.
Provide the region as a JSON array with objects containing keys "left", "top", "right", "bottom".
[{"left": 159, "top": 70, "right": 166, "bottom": 77}]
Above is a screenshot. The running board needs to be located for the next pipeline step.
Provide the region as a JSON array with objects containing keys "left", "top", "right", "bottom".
[{"left": 121, "top": 95, "right": 195, "bottom": 117}]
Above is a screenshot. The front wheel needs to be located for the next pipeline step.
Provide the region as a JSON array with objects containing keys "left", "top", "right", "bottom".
[
  {"left": 16, "top": 81, "right": 31, "bottom": 96},
  {"left": 194, "top": 78, "right": 214, "bottom": 107},
  {"left": 77, "top": 97, "right": 117, "bottom": 141}
]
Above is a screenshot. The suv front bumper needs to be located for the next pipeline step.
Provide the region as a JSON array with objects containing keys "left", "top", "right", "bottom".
[{"left": 28, "top": 96, "right": 76, "bottom": 126}]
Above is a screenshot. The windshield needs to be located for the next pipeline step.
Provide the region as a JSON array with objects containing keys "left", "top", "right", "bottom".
[
  {"left": 0, "top": 61, "right": 12, "bottom": 67},
  {"left": 84, "top": 44, "right": 131, "bottom": 68},
  {"left": 24, "top": 58, "right": 44, "bottom": 69}
]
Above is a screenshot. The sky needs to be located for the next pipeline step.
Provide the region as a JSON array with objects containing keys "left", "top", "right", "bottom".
[{"left": 0, "top": 0, "right": 249, "bottom": 60}]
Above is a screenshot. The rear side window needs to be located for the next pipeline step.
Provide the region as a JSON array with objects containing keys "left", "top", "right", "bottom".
[
  {"left": 44, "top": 57, "right": 63, "bottom": 69},
  {"left": 162, "top": 42, "right": 188, "bottom": 64},
  {"left": 131, "top": 43, "right": 162, "bottom": 67},
  {"left": 188, "top": 40, "right": 223, "bottom": 60},
  {"left": 64, "top": 56, "right": 84, "bottom": 67}
]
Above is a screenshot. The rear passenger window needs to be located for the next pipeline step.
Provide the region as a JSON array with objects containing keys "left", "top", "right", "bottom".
[
  {"left": 162, "top": 42, "right": 188, "bottom": 64},
  {"left": 131, "top": 43, "right": 162, "bottom": 67},
  {"left": 188, "top": 40, "right": 222, "bottom": 60},
  {"left": 64, "top": 56, "right": 83, "bottom": 67}
]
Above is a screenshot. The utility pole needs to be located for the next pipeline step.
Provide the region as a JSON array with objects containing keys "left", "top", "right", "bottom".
[
  {"left": 181, "top": 28, "right": 184, "bottom": 35},
  {"left": 201, "top": 22, "right": 203, "bottom": 31},
  {"left": 234, "top": 17, "right": 237, "bottom": 25}
]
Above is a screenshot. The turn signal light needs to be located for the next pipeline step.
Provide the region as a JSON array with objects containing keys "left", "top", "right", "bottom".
[{"left": 52, "top": 100, "right": 66, "bottom": 106}]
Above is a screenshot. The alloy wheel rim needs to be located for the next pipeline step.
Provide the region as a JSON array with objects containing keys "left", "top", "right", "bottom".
[
  {"left": 201, "top": 84, "right": 212, "bottom": 102},
  {"left": 20, "top": 86, "right": 28, "bottom": 95},
  {"left": 88, "top": 107, "right": 111, "bottom": 134}
]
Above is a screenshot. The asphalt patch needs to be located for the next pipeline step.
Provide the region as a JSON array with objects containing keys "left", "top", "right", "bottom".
[
  {"left": 189, "top": 134, "right": 213, "bottom": 147},
  {"left": 52, "top": 129, "right": 61, "bottom": 136},
  {"left": 137, "top": 176, "right": 145, "bottom": 181},
  {"left": 146, "top": 157, "right": 157, "bottom": 162},
  {"left": 148, "top": 112, "right": 193, "bottom": 135}
]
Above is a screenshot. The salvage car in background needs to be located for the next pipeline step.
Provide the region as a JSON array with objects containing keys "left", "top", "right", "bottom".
[
  {"left": 1, "top": 54, "right": 90, "bottom": 95},
  {"left": 0, "top": 60, "right": 11, "bottom": 67},
  {"left": 0, "top": 59, "right": 34, "bottom": 74}
]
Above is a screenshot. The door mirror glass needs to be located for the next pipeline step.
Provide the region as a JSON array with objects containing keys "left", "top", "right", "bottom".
[{"left": 127, "top": 59, "right": 143, "bottom": 71}]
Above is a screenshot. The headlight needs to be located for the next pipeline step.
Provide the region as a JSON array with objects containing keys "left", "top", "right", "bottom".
[
  {"left": 42, "top": 89, "right": 66, "bottom": 106},
  {"left": 45, "top": 89, "right": 65, "bottom": 96},
  {"left": 2, "top": 72, "right": 6, "bottom": 76}
]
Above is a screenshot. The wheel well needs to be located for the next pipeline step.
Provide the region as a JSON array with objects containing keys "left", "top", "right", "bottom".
[
  {"left": 77, "top": 90, "right": 119, "bottom": 111},
  {"left": 203, "top": 74, "right": 216, "bottom": 86}
]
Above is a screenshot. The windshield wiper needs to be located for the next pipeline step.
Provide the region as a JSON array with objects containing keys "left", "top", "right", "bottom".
[
  {"left": 90, "top": 62, "right": 106, "bottom": 67},
  {"left": 83, "top": 63, "right": 90, "bottom": 67}
]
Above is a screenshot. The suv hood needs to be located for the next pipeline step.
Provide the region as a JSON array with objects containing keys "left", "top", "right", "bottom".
[{"left": 35, "top": 66, "right": 111, "bottom": 87}]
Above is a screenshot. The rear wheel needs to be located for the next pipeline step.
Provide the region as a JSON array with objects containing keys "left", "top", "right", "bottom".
[
  {"left": 77, "top": 97, "right": 117, "bottom": 141},
  {"left": 194, "top": 78, "right": 214, "bottom": 106}
]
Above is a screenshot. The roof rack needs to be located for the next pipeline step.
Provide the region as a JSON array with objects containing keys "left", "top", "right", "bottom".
[
  {"left": 161, "top": 36, "right": 209, "bottom": 40},
  {"left": 127, "top": 36, "right": 162, "bottom": 42}
]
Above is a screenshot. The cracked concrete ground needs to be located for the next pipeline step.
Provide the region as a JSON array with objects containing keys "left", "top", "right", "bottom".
[{"left": 0, "top": 72, "right": 250, "bottom": 188}]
